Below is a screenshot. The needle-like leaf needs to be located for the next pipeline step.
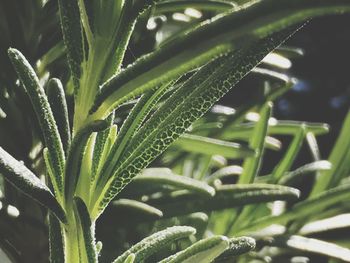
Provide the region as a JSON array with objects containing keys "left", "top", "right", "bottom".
[
  {"left": 8, "top": 48, "right": 65, "bottom": 196},
  {"left": 47, "top": 78, "right": 71, "bottom": 155},
  {"left": 113, "top": 226, "right": 196, "bottom": 263},
  {"left": 131, "top": 168, "right": 215, "bottom": 197},
  {"left": 238, "top": 102, "right": 272, "bottom": 184},
  {"left": 90, "top": 0, "right": 350, "bottom": 119},
  {"left": 173, "top": 134, "right": 255, "bottom": 159},
  {"left": 57, "top": 0, "right": 83, "bottom": 91},
  {"left": 65, "top": 120, "right": 109, "bottom": 202},
  {"left": 146, "top": 184, "right": 300, "bottom": 218},
  {"left": 0, "top": 147, "right": 66, "bottom": 223},
  {"left": 272, "top": 235, "right": 350, "bottom": 262},
  {"left": 213, "top": 237, "right": 256, "bottom": 262},
  {"left": 159, "top": 235, "right": 229, "bottom": 263},
  {"left": 92, "top": 27, "right": 298, "bottom": 217}
]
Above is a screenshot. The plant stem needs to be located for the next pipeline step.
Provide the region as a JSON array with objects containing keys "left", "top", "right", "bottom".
[
  {"left": 63, "top": 210, "right": 93, "bottom": 263},
  {"left": 64, "top": 217, "right": 81, "bottom": 262}
]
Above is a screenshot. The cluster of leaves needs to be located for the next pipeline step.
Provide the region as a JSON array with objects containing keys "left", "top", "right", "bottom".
[{"left": 0, "top": 0, "right": 350, "bottom": 262}]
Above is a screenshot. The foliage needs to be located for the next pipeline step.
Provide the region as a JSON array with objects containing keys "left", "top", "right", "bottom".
[{"left": 0, "top": 0, "right": 350, "bottom": 262}]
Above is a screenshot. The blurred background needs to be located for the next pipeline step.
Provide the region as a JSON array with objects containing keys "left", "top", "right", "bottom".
[{"left": 0, "top": 2, "right": 349, "bottom": 261}]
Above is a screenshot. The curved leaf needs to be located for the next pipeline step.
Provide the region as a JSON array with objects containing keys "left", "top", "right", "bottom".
[
  {"left": 272, "top": 235, "right": 350, "bottom": 262},
  {"left": 133, "top": 168, "right": 215, "bottom": 197},
  {"left": 172, "top": 134, "right": 255, "bottom": 159},
  {"left": 213, "top": 237, "right": 256, "bottom": 262},
  {"left": 8, "top": 48, "right": 65, "bottom": 196},
  {"left": 65, "top": 120, "right": 109, "bottom": 201},
  {"left": 146, "top": 184, "right": 300, "bottom": 218},
  {"left": 57, "top": 0, "right": 83, "bottom": 91},
  {"left": 111, "top": 199, "right": 163, "bottom": 219},
  {"left": 238, "top": 102, "right": 272, "bottom": 184},
  {"left": 47, "top": 78, "right": 71, "bottom": 155},
  {"left": 0, "top": 147, "right": 66, "bottom": 223},
  {"left": 113, "top": 226, "right": 196, "bottom": 263},
  {"left": 159, "top": 236, "right": 229, "bottom": 263}
]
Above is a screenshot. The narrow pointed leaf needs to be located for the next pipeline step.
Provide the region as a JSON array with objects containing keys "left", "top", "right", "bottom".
[
  {"left": 124, "top": 254, "right": 135, "bottom": 263},
  {"left": 206, "top": 165, "right": 243, "bottom": 184},
  {"left": 273, "top": 235, "right": 350, "bottom": 262},
  {"left": 272, "top": 126, "right": 306, "bottom": 182},
  {"left": 239, "top": 183, "right": 350, "bottom": 234},
  {"left": 173, "top": 134, "right": 255, "bottom": 159},
  {"left": 213, "top": 237, "right": 256, "bottom": 262},
  {"left": 299, "top": 214, "right": 350, "bottom": 235},
  {"left": 132, "top": 168, "right": 215, "bottom": 197},
  {"left": 92, "top": 28, "right": 297, "bottom": 217},
  {"left": 311, "top": 110, "right": 350, "bottom": 196},
  {"left": 100, "top": 82, "right": 173, "bottom": 182},
  {"left": 154, "top": 0, "right": 235, "bottom": 14},
  {"left": 57, "top": 0, "right": 83, "bottom": 90},
  {"left": 221, "top": 121, "right": 329, "bottom": 140},
  {"left": 0, "top": 147, "right": 66, "bottom": 223},
  {"left": 90, "top": 113, "right": 115, "bottom": 184},
  {"left": 65, "top": 120, "right": 108, "bottom": 201},
  {"left": 111, "top": 199, "right": 163, "bottom": 219},
  {"left": 147, "top": 184, "right": 300, "bottom": 218},
  {"left": 159, "top": 236, "right": 229, "bottom": 263},
  {"left": 90, "top": 0, "right": 350, "bottom": 118},
  {"left": 239, "top": 102, "right": 272, "bottom": 184},
  {"left": 113, "top": 226, "right": 196, "bottom": 263},
  {"left": 47, "top": 78, "right": 71, "bottom": 155},
  {"left": 8, "top": 48, "right": 65, "bottom": 195},
  {"left": 279, "top": 160, "right": 331, "bottom": 186}
]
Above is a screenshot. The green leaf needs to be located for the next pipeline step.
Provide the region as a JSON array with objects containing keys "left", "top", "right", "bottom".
[
  {"left": 311, "top": 109, "right": 350, "bottom": 196},
  {"left": 8, "top": 48, "right": 65, "bottom": 196},
  {"left": 205, "top": 165, "right": 243, "bottom": 184},
  {"left": 0, "top": 147, "right": 66, "bottom": 223},
  {"left": 124, "top": 254, "right": 135, "bottom": 263},
  {"left": 74, "top": 197, "right": 97, "bottom": 263},
  {"left": 111, "top": 199, "right": 163, "bottom": 219},
  {"left": 272, "top": 235, "right": 350, "bottom": 262},
  {"left": 65, "top": 120, "right": 109, "bottom": 202},
  {"left": 172, "top": 134, "right": 255, "bottom": 159},
  {"left": 221, "top": 120, "right": 329, "bottom": 140},
  {"left": 213, "top": 237, "right": 256, "bottom": 262},
  {"left": 90, "top": 113, "right": 115, "bottom": 184},
  {"left": 154, "top": 0, "right": 235, "bottom": 14},
  {"left": 272, "top": 126, "right": 306, "bottom": 182},
  {"left": 299, "top": 213, "right": 350, "bottom": 236},
  {"left": 48, "top": 213, "right": 65, "bottom": 263},
  {"left": 238, "top": 102, "right": 272, "bottom": 184},
  {"left": 159, "top": 236, "right": 229, "bottom": 263},
  {"left": 92, "top": 28, "right": 297, "bottom": 217},
  {"left": 147, "top": 184, "right": 300, "bottom": 218},
  {"left": 279, "top": 160, "right": 331, "bottom": 186},
  {"left": 90, "top": 0, "right": 350, "bottom": 119},
  {"left": 100, "top": 0, "right": 136, "bottom": 81},
  {"left": 239, "top": 183, "right": 350, "bottom": 235},
  {"left": 78, "top": 0, "right": 94, "bottom": 45},
  {"left": 99, "top": 82, "right": 173, "bottom": 184},
  {"left": 112, "top": 226, "right": 196, "bottom": 263},
  {"left": 43, "top": 148, "right": 62, "bottom": 201},
  {"left": 57, "top": 0, "right": 83, "bottom": 91},
  {"left": 132, "top": 168, "right": 215, "bottom": 197},
  {"left": 47, "top": 78, "right": 71, "bottom": 155}
]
